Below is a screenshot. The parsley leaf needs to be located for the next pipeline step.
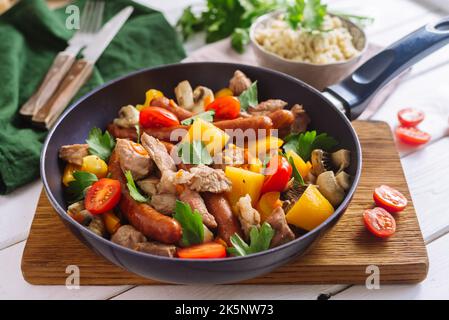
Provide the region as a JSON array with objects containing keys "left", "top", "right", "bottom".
[
  {"left": 66, "top": 171, "right": 98, "bottom": 203},
  {"left": 174, "top": 200, "right": 204, "bottom": 247},
  {"left": 176, "top": 6, "right": 205, "bottom": 40},
  {"left": 286, "top": 0, "right": 305, "bottom": 29},
  {"left": 86, "top": 127, "right": 116, "bottom": 162},
  {"left": 227, "top": 222, "right": 275, "bottom": 256},
  {"left": 282, "top": 130, "right": 338, "bottom": 161},
  {"left": 124, "top": 171, "right": 148, "bottom": 203},
  {"left": 231, "top": 28, "right": 250, "bottom": 53},
  {"left": 238, "top": 81, "right": 258, "bottom": 111},
  {"left": 178, "top": 141, "right": 213, "bottom": 165},
  {"left": 181, "top": 110, "right": 215, "bottom": 126},
  {"left": 286, "top": 0, "right": 327, "bottom": 31},
  {"left": 288, "top": 156, "right": 306, "bottom": 186}
]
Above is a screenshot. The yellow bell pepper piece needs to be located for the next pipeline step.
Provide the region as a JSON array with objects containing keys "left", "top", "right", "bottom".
[
  {"left": 81, "top": 155, "right": 108, "bottom": 179},
  {"left": 256, "top": 191, "right": 283, "bottom": 222},
  {"left": 182, "top": 118, "right": 229, "bottom": 155},
  {"left": 248, "top": 136, "right": 283, "bottom": 159},
  {"left": 102, "top": 211, "right": 121, "bottom": 235},
  {"left": 62, "top": 163, "right": 80, "bottom": 186},
  {"left": 249, "top": 157, "right": 263, "bottom": 173},
  {"left": 286, "top": 149, "right": 312, "bottom": 179},
  {"left": 225, "top": 166, "right": 265, "bottom": 212},
  {"left": 286, "top": 185, "right": 334, "bottom": 231},
  {"left": 215, "top": 88, "right": 233, "bottom": 99},
  {"left": 143, "top": 89, "right": 163, "bottom": 107}
]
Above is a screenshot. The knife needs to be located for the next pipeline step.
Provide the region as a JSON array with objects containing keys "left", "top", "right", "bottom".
[{"left": 32, "top": 6, "right": 134, "bottom": 129}]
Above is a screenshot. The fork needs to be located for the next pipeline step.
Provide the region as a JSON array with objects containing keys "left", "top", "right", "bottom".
[{"left": 20, "top": 1, "right": 105, "bottom": 117}]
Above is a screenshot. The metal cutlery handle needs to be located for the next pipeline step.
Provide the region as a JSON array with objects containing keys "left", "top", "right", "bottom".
[
  {"left": 19, "top": 52, "right": 76, "bottom": 117},
  {"left": 32, "top": 59, "right": 93, "bottom": 129}
]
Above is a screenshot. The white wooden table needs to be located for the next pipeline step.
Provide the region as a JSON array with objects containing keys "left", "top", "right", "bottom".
[{"left": 1, "top": 0, "right": 449, "bottom": 300}]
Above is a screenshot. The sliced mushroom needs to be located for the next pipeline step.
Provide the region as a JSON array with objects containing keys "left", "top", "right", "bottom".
[
  {"left": 113, "top": 105, "right": 140, "bottom": 128},
  {"left": 282, "top": 184, "right": 307, "bottom": 213},
  {"left": 88, "top": 216, "right": 106, "bottom": 237},
  {"left": 331, "top": 149, "right": 350, "bottom": 173},
  {"left": 192, "top": 86, "right": 215, "bottom": 113},
  {"left": 229, "top": 70, "right": 251, "bottom": 95},
  {"left": 335, "top": 171, "right": 351, "bottom": 191},
  {"left": 311, "top": 149, "right": 331, "bottom": 176},
  {"left": 316, "top": 171, "right": 345, "bottom": 207},
  {"left": 174, "top": 80, "right": 194, "bottom": 110}
]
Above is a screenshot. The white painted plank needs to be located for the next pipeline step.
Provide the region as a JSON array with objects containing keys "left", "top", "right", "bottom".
[
  {"left": 332, "top": 231, "right": 449, "bottom": 299},
  {"left": 112, "top": 284, "right": 328, "bottom": 300},
  {"left": 401, "top": 137, "right": 449, "bottom": 243},
  {"left": 0, "top": 181, "right": 42, "bottom": 250},
  {"left": 0, "top": 241, "right": 131, "bottom": 300}
]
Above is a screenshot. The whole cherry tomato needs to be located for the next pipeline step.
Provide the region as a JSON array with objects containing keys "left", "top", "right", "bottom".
[
  {"left": 395, "top": 126, "right": 430, "bottom": 145},
  {"left": 205, "top": 96, "right": 240, "bottom": 120},
  {"left": 373, "top": 185, "right": 407, "bottom": 213},
  {"left": 139, "top": 106, "right": 179, "bottom": 128},
  {"left": 85, "top": 179, "right": 121, "bottom": 215},
  {"left": 261, "top": 155, "right": 292, "bottom": 194},
  {"left": 397, "top": 108, "right": 425, "bottom": 127},
  {"left": 363, "top": 207, "right": 396, "bottom": 238}
]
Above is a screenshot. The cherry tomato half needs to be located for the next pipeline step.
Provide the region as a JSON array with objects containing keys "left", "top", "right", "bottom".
[
  {"left": 363, "top": 207, "right": 396, "bottom": 238},
  {"left": 397, "top": 108, "right": 425, "bottom": 127},
  {"left": 177, "top": 242, "right": 227, "bottom": 259},
  {"left": 139, "top": 106, "right": 179, "bottom": 128},
  {"left": 261, "top": 155, "right": 292, "bottom": 194},
  {"left": 205, "top": 96, "right": 240, "bottom": 120},
  {"left": 373, "top": 185, "right": 407, "bottom": 213},
  {"left": 395, "top": 126, "right": 430, "bottom": 145},
  {"left": 85, "top": 178, "right": 121, "bottom": 215}
]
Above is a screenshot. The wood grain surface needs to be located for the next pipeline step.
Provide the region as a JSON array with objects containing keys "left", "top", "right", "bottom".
[{"left": 21, "top": 121, "right": 428, "bottom": 285}]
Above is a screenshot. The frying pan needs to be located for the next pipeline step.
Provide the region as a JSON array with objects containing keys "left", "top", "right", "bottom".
[{"left": 41, "top": 17, "right": 449, "bottom": 284}]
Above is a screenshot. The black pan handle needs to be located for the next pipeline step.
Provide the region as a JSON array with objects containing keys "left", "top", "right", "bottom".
[{"left": 326, "top": 16, "right": 449, "bottom": 120}]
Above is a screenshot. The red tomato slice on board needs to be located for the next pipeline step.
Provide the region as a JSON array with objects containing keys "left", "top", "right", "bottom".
[
  {"left": 373, "top": 185, "right": 407, "bottom": 213},
  {"left": 261, "top": 155, "right": 292, "bottom": 194},
  {"left": 85, "top": 179, "right": 121, "bottom": 215},
  {"left": 177, "top": 242, "right": 227, "bottom": 259},
  {"left": 139, "top": 106, "right": 179, "bottom": 128},
  {"left": 363, "top": 207, "right": 396, "bottom": 238},
  {"left": 205, "top": 96, "right": 240, "bottom": 120},
  {"left": 395, "top": 126, "right": 430, "bottom": 145},
  {"left": 397, "top": 108, "right": 425, "bottom": 127}
]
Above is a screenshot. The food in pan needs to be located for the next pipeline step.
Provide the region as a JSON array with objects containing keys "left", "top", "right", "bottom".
[{"left": 59, "top": 70, "right": 352, "bottom": 259}]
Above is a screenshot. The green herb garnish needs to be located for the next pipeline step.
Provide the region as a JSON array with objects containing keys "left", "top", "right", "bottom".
[
  {"left": 227, "top": 223, "right": 275, "bottom": 256},
  {"left": 238, "top": 81, "right": 258, "bottom": 111},
  {"left": 283, "top": 130, "right": 338, "bottom": 161},
  {"left": 174, "top": 200, "right": 204, "bottom": 247},
  {"left": 286, "top": 0, "right": 327, "bottom": 31},
  {"left": 177, "top": 141, "right": 213, "bottom": 165},
  {"left": 288, "top": 156, "right": 306, "bottom": 186},
  {"left": 66, "top": 171, "right": 98, "bottom": 202},
  {"left": 124, "top": 170, "right": 148, "bottom": 203},
  {"left": 86, "top": 127, "right": 116, "bottom": 162},
  {"left": 181, "top": 110, "right": 215, "bottom": 126}
]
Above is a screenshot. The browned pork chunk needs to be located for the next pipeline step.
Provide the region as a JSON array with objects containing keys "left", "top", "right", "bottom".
[
  {"left": 248, "top": 99, "right": 288, "bottom": 116},
  {"left": 115, "top": 139, "right": 153, "bottom": 180},
  {"left": 59, "top": 144, "right": 89, "bottom": 166},
  {"left": 188, "top": 165, "right": 231, "bottom": 193},
  {"left": 291, "top": 104, "right": 311, "bottom": 134},
  {"left": 229, "top": 70, "right": 252, "bottom": 95},
  {"left": 179, "top": 188, "right": 217, "bottom": 229},
  {"left": 235, "top": 194, "right": 261, "bottom": 239},
  {"left": 137, "top": 177, "right": 160, "bottom": 196},
  {"left": 150, "top": 193, "right": 177, "bottom": 215},
  {"left": 133, "top": 242, "right": 177, "bottom": 257},
  {"left": 141, "top": 133, "right": 176, "bottom": 172},
  {"left": 111, "top": 225, "right": 147, "bottom": 249},
  {"left": 265, "top": 207, "right": 295, "bottom": 248}
]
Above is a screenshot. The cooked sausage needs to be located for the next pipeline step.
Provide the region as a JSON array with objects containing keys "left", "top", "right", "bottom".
[
  {"left": 109, "top": 152, "right": 182, "bottom": 244},
  {"left": 214, "top": 116, "right": 273, "bottom": 131},
  {"left": 202, "top": 193, "right": 242, "bottom": 246},
  {"left": 151, "top": 96, "right": 193, "bottom": 121},
  {"left": 107, "top": 123, "right": 187, "bottom": 143},
  {"left": 268, "top": 109, "right": 295, "bottom": 137}
]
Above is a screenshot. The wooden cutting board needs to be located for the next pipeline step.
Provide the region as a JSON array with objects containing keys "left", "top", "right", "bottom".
[{"left": 21, "top": 121, "right": 428, "bottom": 285}]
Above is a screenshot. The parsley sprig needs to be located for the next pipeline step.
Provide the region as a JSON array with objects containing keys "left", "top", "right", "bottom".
[
  {"left": 181, "top": 110, "right": 215, "bottom": 126},
  {"left": 124, "top": 171, "right": 148, "bottom": 203},
  {"left": 178, "top": 141, "right": 213, "bottom": 165},
  {"left": 66, "top": 171, "right": 98, "bottom": 203},
  {"left": 283, "top": 130, "right": 338, "bottom": 161},
  {"left": 227, "top": 223, "right": 275, "bottom": 256},
  {"left": 174, "top": 200, "right": 204, "bottom": 247},
  {"left": 238, "top": 81, "right": 258, "bottom": 111},
  {"left": 86, "top": 127, "right": 115, "bottom": 162}
]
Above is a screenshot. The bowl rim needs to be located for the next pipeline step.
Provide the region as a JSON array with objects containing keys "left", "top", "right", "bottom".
[
  {"left": 249, "top": 10, "right": 368, "bottom": 67},
  {"left": 41, "top": 61, "right": 362, "bottom": 264}
]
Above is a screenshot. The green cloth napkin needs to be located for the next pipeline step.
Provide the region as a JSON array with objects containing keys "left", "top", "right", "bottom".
[{"left": 0, "top": 0, "right": 186, "bottom": 194}]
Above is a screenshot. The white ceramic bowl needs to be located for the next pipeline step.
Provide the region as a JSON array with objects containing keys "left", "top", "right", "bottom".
[{"left": 250, "top": 11, "right": 367, "bottom": 90}]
